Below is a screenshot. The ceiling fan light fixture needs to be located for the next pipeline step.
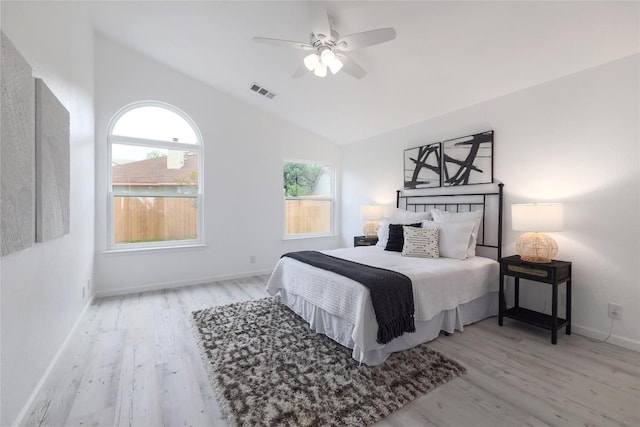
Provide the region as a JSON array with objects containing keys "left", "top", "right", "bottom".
[
  {"left": 303, "top": 53, "right": 320, "bottom": 71},
  {"left": 253, "top": 9, "right": 396, "bottom": 80},
  {"left": 320, "top": 48, "right": 336, "bottom": 66},
  {"left": 313, "top": 62, "right": 327, "bottom": 77},
  {"left": 329, "top": 57, "right": 343, "bottom": 74}
]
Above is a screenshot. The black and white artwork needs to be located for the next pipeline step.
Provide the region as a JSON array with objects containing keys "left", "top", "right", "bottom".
[
  {"left": 443, "top": 131, "right": 493, "bottom": 186},
  {"left": 404, "top": 142, "right": 441, "bottom": 189},
  {"left": 1, "top": 32, "right": 35, "bottom": 256},
  {"left": 35, "top": 78, "right": 70, "bottom": 242}
]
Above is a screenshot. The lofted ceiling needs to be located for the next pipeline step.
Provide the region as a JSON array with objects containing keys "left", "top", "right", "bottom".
[{"left": 89, "top": 1, "right": 639, "bottom": 144}]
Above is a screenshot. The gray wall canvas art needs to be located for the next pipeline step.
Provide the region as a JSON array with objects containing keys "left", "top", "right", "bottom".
[
  {"left": 35, "top": 78, "right": 70, "bottom": 242},
  {"left": 1, "top": 32, "right": 35, "bottom": 256}
]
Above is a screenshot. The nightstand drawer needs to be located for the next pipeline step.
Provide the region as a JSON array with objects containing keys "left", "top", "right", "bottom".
[
  {"left": 501, "top": 255, "right": 570, "bottom": 284},
  {"left": 354, "top": 236, "right": 378, "bottom": 247},
  {"left": 505, "top": 263, "right": 553, "bottom": 282}
]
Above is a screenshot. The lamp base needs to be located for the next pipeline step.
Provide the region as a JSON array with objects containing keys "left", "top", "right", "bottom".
[
  {"left": 363, "top": 221, "right": 380, "bottom": 238},
  {"left": 516, "top": 232, "right": 558, "bottom": 263}
]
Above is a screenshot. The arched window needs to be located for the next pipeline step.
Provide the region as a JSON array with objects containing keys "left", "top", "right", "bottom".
[{"left": 108, "top": 101, "right": 203, "bottom": 249}]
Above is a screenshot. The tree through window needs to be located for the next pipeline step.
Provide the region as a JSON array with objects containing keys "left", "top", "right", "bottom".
[{"left": 283, "top": 161, "right": 334, "bottom": 237}]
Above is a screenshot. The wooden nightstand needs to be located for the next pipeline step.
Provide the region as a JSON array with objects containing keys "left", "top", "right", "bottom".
[
  {"left": 499, "top": 255, "right": 572, "bottom": 344},
  {"left": 354, "top": 236, "right": 378, "bottom": 247}
]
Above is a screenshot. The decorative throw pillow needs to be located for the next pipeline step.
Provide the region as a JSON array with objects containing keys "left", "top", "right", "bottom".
[
  {"left": 430, "top": 208, "right": 483, "bottom": 257},
  {"left": 377, "top": 214, "right": 429, "bottom": 248},
  {"left": 384, "top": 223, "right": 421, "bottom": 252},
  {"left": 402, "top": 226, "right": 439, "bottom": 258},
  {"left": 421, "top": 220, "right": 475, "bottom": 260}
]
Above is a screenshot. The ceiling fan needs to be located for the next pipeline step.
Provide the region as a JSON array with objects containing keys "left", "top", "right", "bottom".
[{"left": 253, "top": 6, "right": 396, "bottom": 79}]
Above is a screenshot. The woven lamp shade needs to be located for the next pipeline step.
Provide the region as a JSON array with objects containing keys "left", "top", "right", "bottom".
[
  {"left": 516, "top": 232, "right": 558, "bottom": 263},
  {"left": 361, "top": 205, "right": 383, "bottom": 238},
  {"left": 512, "top": 203, "right": 563, "bottom": 263},
  {"left": 363, "top": 221, "right": 380, "bottom": 238}
]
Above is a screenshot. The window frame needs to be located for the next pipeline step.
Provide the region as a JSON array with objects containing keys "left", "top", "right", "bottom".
[
  {"left": 282, "top": 159, "right": 335, "bottom": 240},
  {"left": 107, "top": 101, "right": 204, "bottom": 251}
]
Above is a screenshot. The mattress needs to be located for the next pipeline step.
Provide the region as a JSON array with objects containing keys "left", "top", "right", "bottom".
[{"left": 266, "top": 246, "right": 499, "bottom": 365}]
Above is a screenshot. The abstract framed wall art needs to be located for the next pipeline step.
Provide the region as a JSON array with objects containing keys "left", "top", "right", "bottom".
[
  {"left": 442, "top": 131, "right": 493, "bottom": 186},
  {"left": 404, "top": 142, "right": 441, "bottom": 189}
]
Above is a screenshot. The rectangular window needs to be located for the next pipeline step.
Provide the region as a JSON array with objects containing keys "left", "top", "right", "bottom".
[
  {"left": 110, "top": 146, "right": 201, "bottom": 248},
  {"left": 283, "top": 161, "right": 334, "bottom": 238}
]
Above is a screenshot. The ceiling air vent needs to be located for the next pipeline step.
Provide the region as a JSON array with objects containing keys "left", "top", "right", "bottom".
[{"left": 250, "top": 82, "right": 276, "bottom": 100}]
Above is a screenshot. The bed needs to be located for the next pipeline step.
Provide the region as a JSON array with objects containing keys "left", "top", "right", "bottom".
[{"left": 267, "top": 184, "right": 504, "bottom": 366}]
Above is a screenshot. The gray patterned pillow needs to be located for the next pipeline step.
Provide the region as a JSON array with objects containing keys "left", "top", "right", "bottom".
[{"left": 402, "top": 226, "right": 440, "bottom": 258}]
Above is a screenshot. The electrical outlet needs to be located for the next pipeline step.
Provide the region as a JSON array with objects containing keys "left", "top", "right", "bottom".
[
  {"left": 249, "top": 255, "right": 256, "bottom": 264},
  {"left": 82, "top": 285, "right": 86, "bottom": 299},
  {"left": 87, "top": 278, "right": 91, "bottom": 290},
  {"left": 608, "top": 303, "right": 622, "bottom": 319}
]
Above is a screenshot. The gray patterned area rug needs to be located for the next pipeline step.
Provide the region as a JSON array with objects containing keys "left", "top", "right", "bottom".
[{"left": 191, "top": 297, "right": 465, "bottom": 427}]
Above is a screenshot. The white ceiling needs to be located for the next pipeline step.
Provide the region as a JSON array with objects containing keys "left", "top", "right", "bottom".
[{"left": 89, "top": 1, "right": 639, "bottom": 144}]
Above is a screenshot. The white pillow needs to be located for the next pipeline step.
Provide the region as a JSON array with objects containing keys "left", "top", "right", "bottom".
[
  {"left": 402, "top": 226, "right": 439, "bottom": 258},
  {"left": 394, "top": 208, "right": 431, "bottom": 223},
  {"left": 421, "top": 220, "right": 475, "bottom": 260},
  {"left": 376, "top": 211, "right": 431, "bottom": 247},
  {"left": 376, "top": 219, "right": 391, "bottom": 247},
  {"left": 430, "top": 208, "right": 483, "bottom": 257}
]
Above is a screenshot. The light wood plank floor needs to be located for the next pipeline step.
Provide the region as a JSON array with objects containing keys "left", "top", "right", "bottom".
[{"left": 23, "top": 276, "right": 639, "bottom": 426}]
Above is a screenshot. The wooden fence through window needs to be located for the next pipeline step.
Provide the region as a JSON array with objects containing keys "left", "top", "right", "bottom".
[
  {"left": 114, "top": 197, "right": 330, "bottom": 243},
  {"left": 285, "top": 199, "right": 331, "bottom": 235},
  {"left": 114, "top": 196, "right": 197, "bottom": 243}
]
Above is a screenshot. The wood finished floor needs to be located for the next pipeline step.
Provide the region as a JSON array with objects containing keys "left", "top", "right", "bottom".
[{"left": 23, "top": 275, "right": 639, "bottom": 427}]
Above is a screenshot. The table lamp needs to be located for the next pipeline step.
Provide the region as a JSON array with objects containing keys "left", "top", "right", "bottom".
[
  {"left": 360, "top": 205, "right": 383, "bottom": 238},
  {"left": 512, "top": 203, "right": 564, "bottom": 263}
]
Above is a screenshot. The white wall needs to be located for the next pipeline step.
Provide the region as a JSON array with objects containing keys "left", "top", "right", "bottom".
[
  {"left": 342, "top": 55, "right": 640, "bottom": 350},
  {"left": 0, "top": 2, "right": 95, "bottom": 425},
  {"left": 94, "top": 36, "right": 341, "bottom": 296}
]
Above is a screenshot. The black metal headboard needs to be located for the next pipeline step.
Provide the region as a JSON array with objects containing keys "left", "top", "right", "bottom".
[{"left": 396, "top": 183, "right": 504, "bottom": 260}]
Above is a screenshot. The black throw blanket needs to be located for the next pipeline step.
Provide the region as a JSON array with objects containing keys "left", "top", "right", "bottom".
[{"left": 282, "top": 251, "right": 415, "bottom": 344}]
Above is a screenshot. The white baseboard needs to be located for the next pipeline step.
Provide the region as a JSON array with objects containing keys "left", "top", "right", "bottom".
[
  {"left": 572, "top": 324, "right": 640, "bottom": 352},
  {"left": 94, "top": 269, "right": 274, "bottom": 298},
  {"left": 12, "top": 296, "right": 94, "bottom": 427}
]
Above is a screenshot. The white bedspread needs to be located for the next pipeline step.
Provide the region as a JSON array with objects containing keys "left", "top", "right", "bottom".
[{"left": 266, "top": 246, "right": 499, "bottom": 356}]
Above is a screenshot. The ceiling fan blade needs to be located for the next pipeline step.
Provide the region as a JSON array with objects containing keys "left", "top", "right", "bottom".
[
  {"left": 292, "top": 63, "right": 309, "bottom": 78},
  {"left": 252, "top": 37, "right": 314, "bottom": 51},
  {"left": 336, "top": 27, "right": 396, "bottom": 51},
  {"left": 308, "top": 3, "right": 331, "bottom": 40},
  {"left": 337, "top": 53, "right": 366, "bottom": 79}
]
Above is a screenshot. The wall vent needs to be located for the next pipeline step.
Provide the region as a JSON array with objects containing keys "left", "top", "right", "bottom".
[{"left": 250, "top": 82, "right": 276, "bottom": 100}]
